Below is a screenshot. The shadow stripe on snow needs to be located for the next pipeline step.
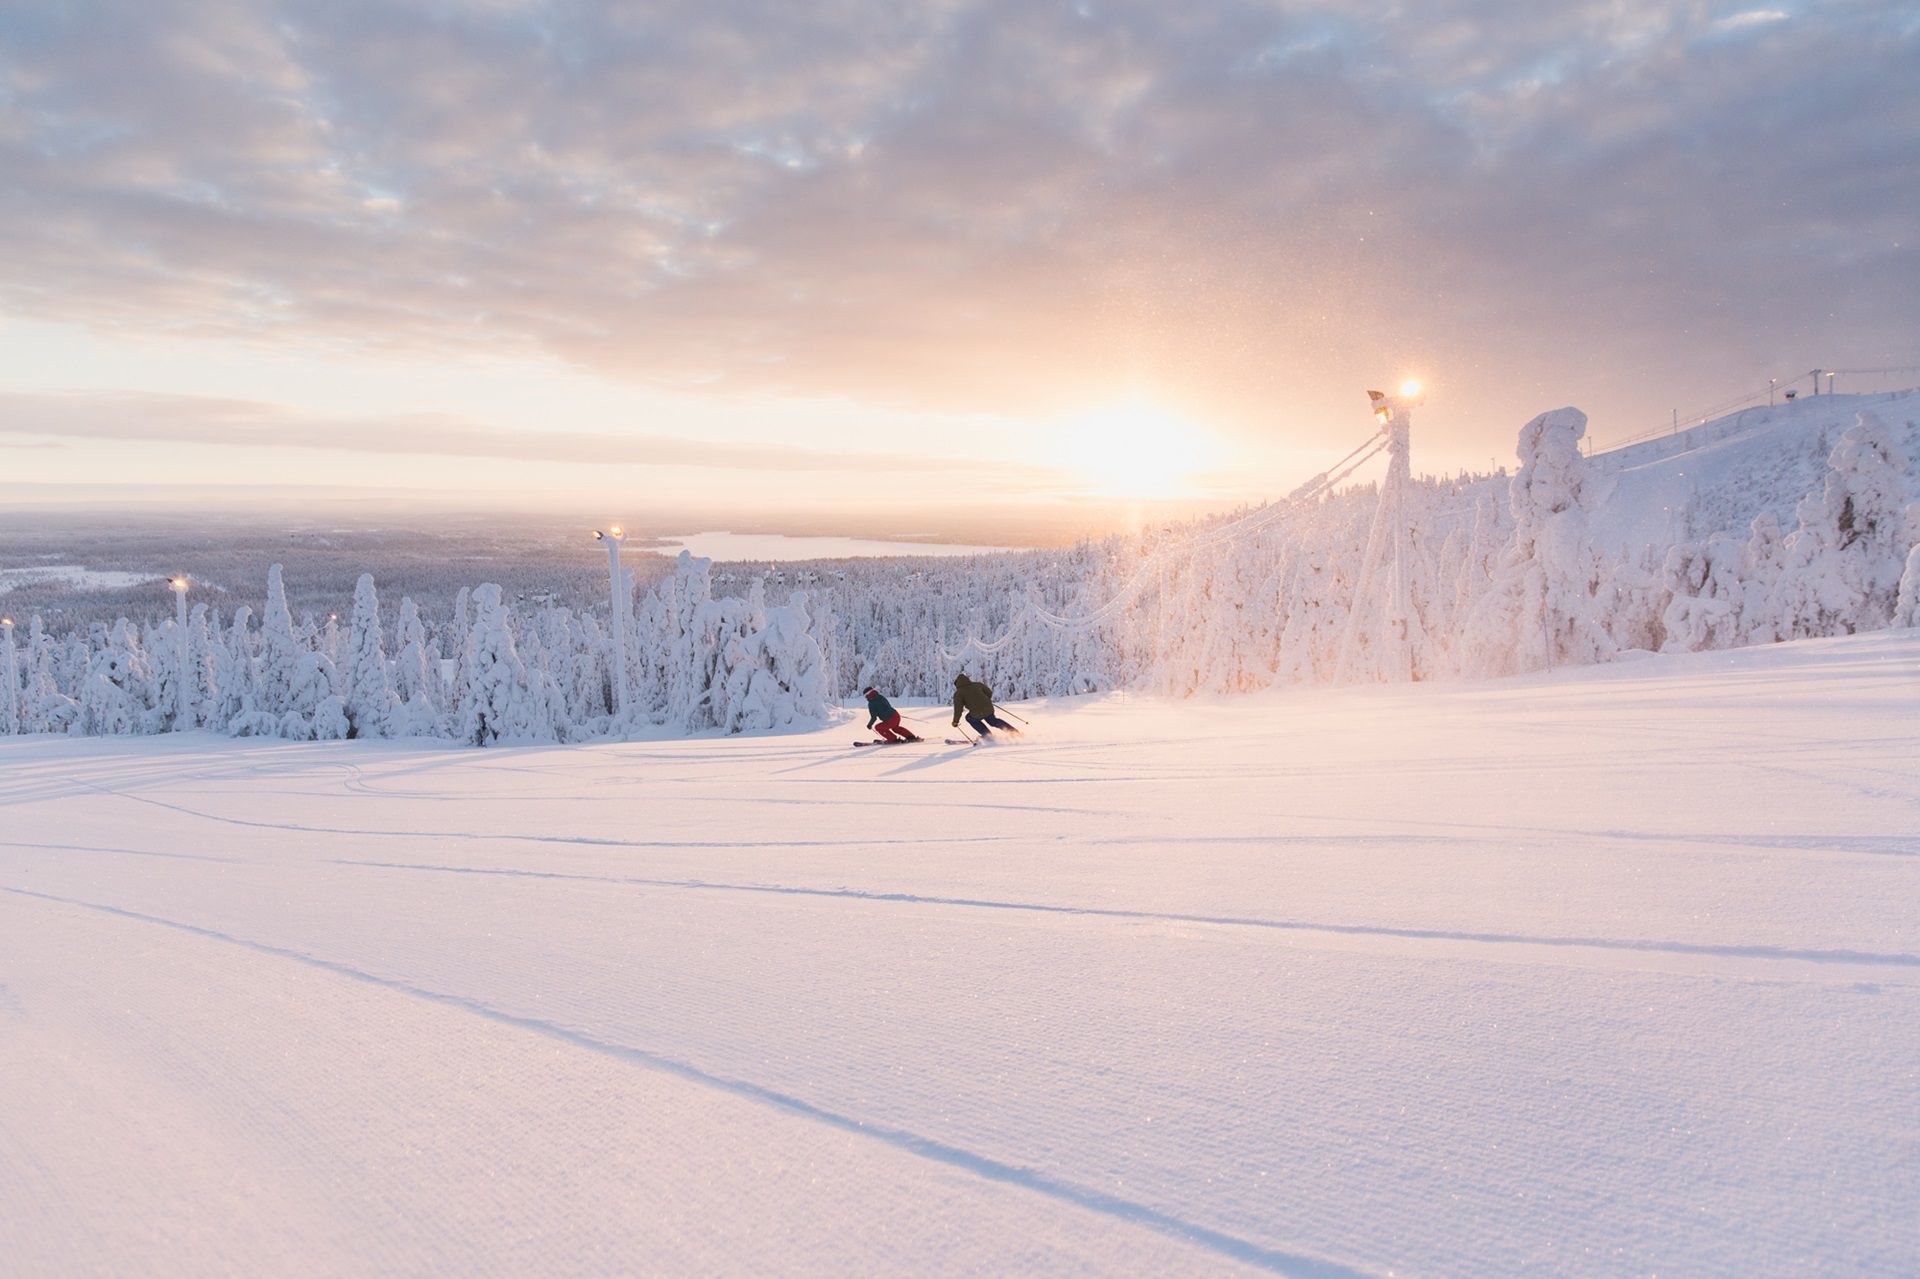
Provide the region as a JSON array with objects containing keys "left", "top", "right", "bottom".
[
  {"left": 1, "top": 885, "right": 1375, "bottom": 1279},
  {"left": 0, "top": 840, "right": 240, "bottom": 863},
  {"left": 77, "top": 783, "right": 1018, "bottom": 850},
  {"left": 333, "top": 859, "right": 1920, "bottom": 971}
]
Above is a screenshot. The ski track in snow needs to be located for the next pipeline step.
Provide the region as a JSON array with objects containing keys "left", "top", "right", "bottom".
[
  {"left": 2, "top": 887, "right": 1367, "bottom": 1279},
  {"left": 320, "top": 859, "right": 1920, "bottom": 976},
  {"left": 2, "top": 632, "right": 1918, "bottom": 1277}
]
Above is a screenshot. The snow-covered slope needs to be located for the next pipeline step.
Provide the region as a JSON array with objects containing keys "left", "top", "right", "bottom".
[
  {"left": 1587, "top": 390, "right": 1920, "bottom": 554},
  {"left": 3, "top": 633, "right": 1915, "bottom": 1277}
]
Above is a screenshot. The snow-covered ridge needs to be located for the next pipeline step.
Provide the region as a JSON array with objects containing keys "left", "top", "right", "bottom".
[{"left": 1589, "top": 389, "right": 1920, "bottom": 554}]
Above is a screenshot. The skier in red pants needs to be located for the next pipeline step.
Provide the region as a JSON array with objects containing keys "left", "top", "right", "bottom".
[{"left": 864, "top": 687, "right": 921, "bottom": 742}]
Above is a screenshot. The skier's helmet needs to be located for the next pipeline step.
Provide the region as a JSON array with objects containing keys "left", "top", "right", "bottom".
[{"left": 954, "top": 673, "right": 966, "bottom": 685}]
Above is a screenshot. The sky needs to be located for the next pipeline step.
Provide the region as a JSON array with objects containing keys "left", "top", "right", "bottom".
[{"left": 1, "top": 0, "right": 1916, "bottom": 538}]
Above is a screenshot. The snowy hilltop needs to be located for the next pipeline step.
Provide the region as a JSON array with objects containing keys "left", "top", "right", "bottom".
[
  {"left": 1589, "top": 390, "right": 1920, "bottom": 553},
  {"left": 3, "top": 391, "right": 1917, "bottom": 744}
]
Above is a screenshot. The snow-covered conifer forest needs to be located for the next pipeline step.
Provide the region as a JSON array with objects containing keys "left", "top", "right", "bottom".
[{"left": 4, "top": 392, "right": 1916, "bottom": 743}]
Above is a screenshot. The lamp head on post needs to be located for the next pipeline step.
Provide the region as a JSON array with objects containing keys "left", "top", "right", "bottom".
[
  {"left": 1368, "top": 378, "right": 1424, "bottom": 425},
  {"left": 169, "top": 576, "right": 188, "bottom": 593}
]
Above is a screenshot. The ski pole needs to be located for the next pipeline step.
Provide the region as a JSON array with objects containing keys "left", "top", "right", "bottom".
[
  {"left": 896, "top": 710, "right": 957, "bottom": 743},
  {"left": 997, "top": 707, "right": 1030, "bottom": 725}
]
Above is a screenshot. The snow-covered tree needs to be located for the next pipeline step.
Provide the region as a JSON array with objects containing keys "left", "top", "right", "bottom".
[
  {"left": 1773, "top": 414, "right": 1913, "bottom": 637},
  {"left": 281, "top": 651, "right": 348, "bottom": 740},
  {"left": 320, "top": 612, "right": 343, "bottom": 668},
  {"left": 342, "top": 573, "right": 398, "bottom": 739},
  {"left": 1276, "top": 541, "right": 1345, "bottom": 684},
  {"left": 218, "top": 607, "right": 277, "bottom": 735},
  {"left": 149, "top": 617, "right": 188, "bottom": 731},
  {"left": 22, "top": 617, "right": 78, "bottom": 734},
  {"left": 456, "top": 584, "right": 550, "bottom": 745},
  {"left": 1660, "top": 534, "right": 1744, "bottom": 653},
  {"left": 706, "top": 580, "right": 769, "bottom": 734},
  {"left": 659, "top": 552, "right": 718, "bottom": 732},
  {"left": 80, "top": 620, "right": 160, "bottom": 735},
  {"left": 1737, "top": 514, "right": 1787, "bottom": 644},
  {"left": 184, "top": 604, "right": 220, "bottom": 731},
  {"left": 1596, "top": 547, "right": 1663, "bottom": 653},
  {"left": 512, "top": 618, "right": 572, "bottom": 741},
  {"left": 256, "top": 565, "right": 302, "bottom": 718},
  {"left": 1463, "top": 408, "right": 1613, "bottom": 677},
  {"left": 735, "top": 591, "right": 831, "bottom": 731},
  {"left": 1894, "top": 502, "right": 1920, "bottom": 629},
  {"left": 389, "top": 596, "right": 445, "bottom": 737}
]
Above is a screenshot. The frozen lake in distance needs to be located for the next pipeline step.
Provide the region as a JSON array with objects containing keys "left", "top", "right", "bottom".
[
  {"left": 648, "top": 531, "right": 1016, "bottom": 561},
  {"left": 0, "top": 564, "right": 162, "bottom": 595}
]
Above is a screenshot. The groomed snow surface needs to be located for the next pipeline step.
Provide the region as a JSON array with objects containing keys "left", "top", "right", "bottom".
[{"left": 3, "top": 633, "right": 1917, "bottom": 1278}]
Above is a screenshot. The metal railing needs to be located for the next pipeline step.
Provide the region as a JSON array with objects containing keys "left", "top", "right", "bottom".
[{"left": 1587, "top": 366, "right": 1920, "bottom": 456}]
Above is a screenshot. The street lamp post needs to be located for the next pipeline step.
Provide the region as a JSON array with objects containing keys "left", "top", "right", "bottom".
[
  {"left": 169, "top": 576, "right": 191, "bottom": 730},
  {"left": 1338, "top": 379, "right": 1421, "bottom": 683},
  {"left": 594, "top": 527, "right": 630, "bottom": 722},
  {"left": 1381, "top": 383, "right": 1418, "bottom": 682},
  {"left": 1, "top": 615, "right": 17, "bottom": 736},
  {"left": 1826, "top": 370, "right": 1837, "bottom": 395}
]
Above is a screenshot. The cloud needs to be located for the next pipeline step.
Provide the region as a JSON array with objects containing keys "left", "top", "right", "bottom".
[
  {"left": 0, "top": 389, "right": 1065, "bottom": 487},
  {"left": 0, "top": 0, "right": 1914, "bottom": 440},
  {"left": 1713, "top": 10, "right": 1791, "bottom": 34}
]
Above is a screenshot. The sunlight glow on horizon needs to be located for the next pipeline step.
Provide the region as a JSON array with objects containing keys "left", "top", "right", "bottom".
[{"left": 1058, "top": 399, "right": 1222, "bottom": 500}]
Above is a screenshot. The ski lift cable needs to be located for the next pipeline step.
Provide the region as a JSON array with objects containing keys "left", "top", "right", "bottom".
[
  {"left": 1024, "top": 432, "right": 1392, "bottom": 635},
  {"left": 1026, "top": 436, "right": 1389, "bottom": 634},
  {"left": 937, "top": 427, "right": 1391, "bottom": 660},
  {"left": 1011, "top": 442, "right": 1371, "bottom": 636}
]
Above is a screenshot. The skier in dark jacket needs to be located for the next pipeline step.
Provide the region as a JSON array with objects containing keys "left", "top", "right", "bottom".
[
  {"left": 952, "top": 674, "right": 1017, "bottom": 737},
  {"left": 864, "top": 686, "right": 920, "bottom": 742}
]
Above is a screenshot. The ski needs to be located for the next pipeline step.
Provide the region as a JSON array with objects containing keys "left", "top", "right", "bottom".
[{"left": 852, "top": 738, "right": 977, "bottom": 748}]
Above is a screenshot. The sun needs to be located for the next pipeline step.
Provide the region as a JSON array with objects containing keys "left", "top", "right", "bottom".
[{"left": 1061, "top": 399, "right": 1216, "bottom": 499}]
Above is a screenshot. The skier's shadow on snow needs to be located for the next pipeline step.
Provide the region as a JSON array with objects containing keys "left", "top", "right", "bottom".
[
  {"left": 771, "top": 742, "right": 979, "bottom": 779},
  {"left": 876, "top": 748, "right": 989, "bottom": 778}
]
